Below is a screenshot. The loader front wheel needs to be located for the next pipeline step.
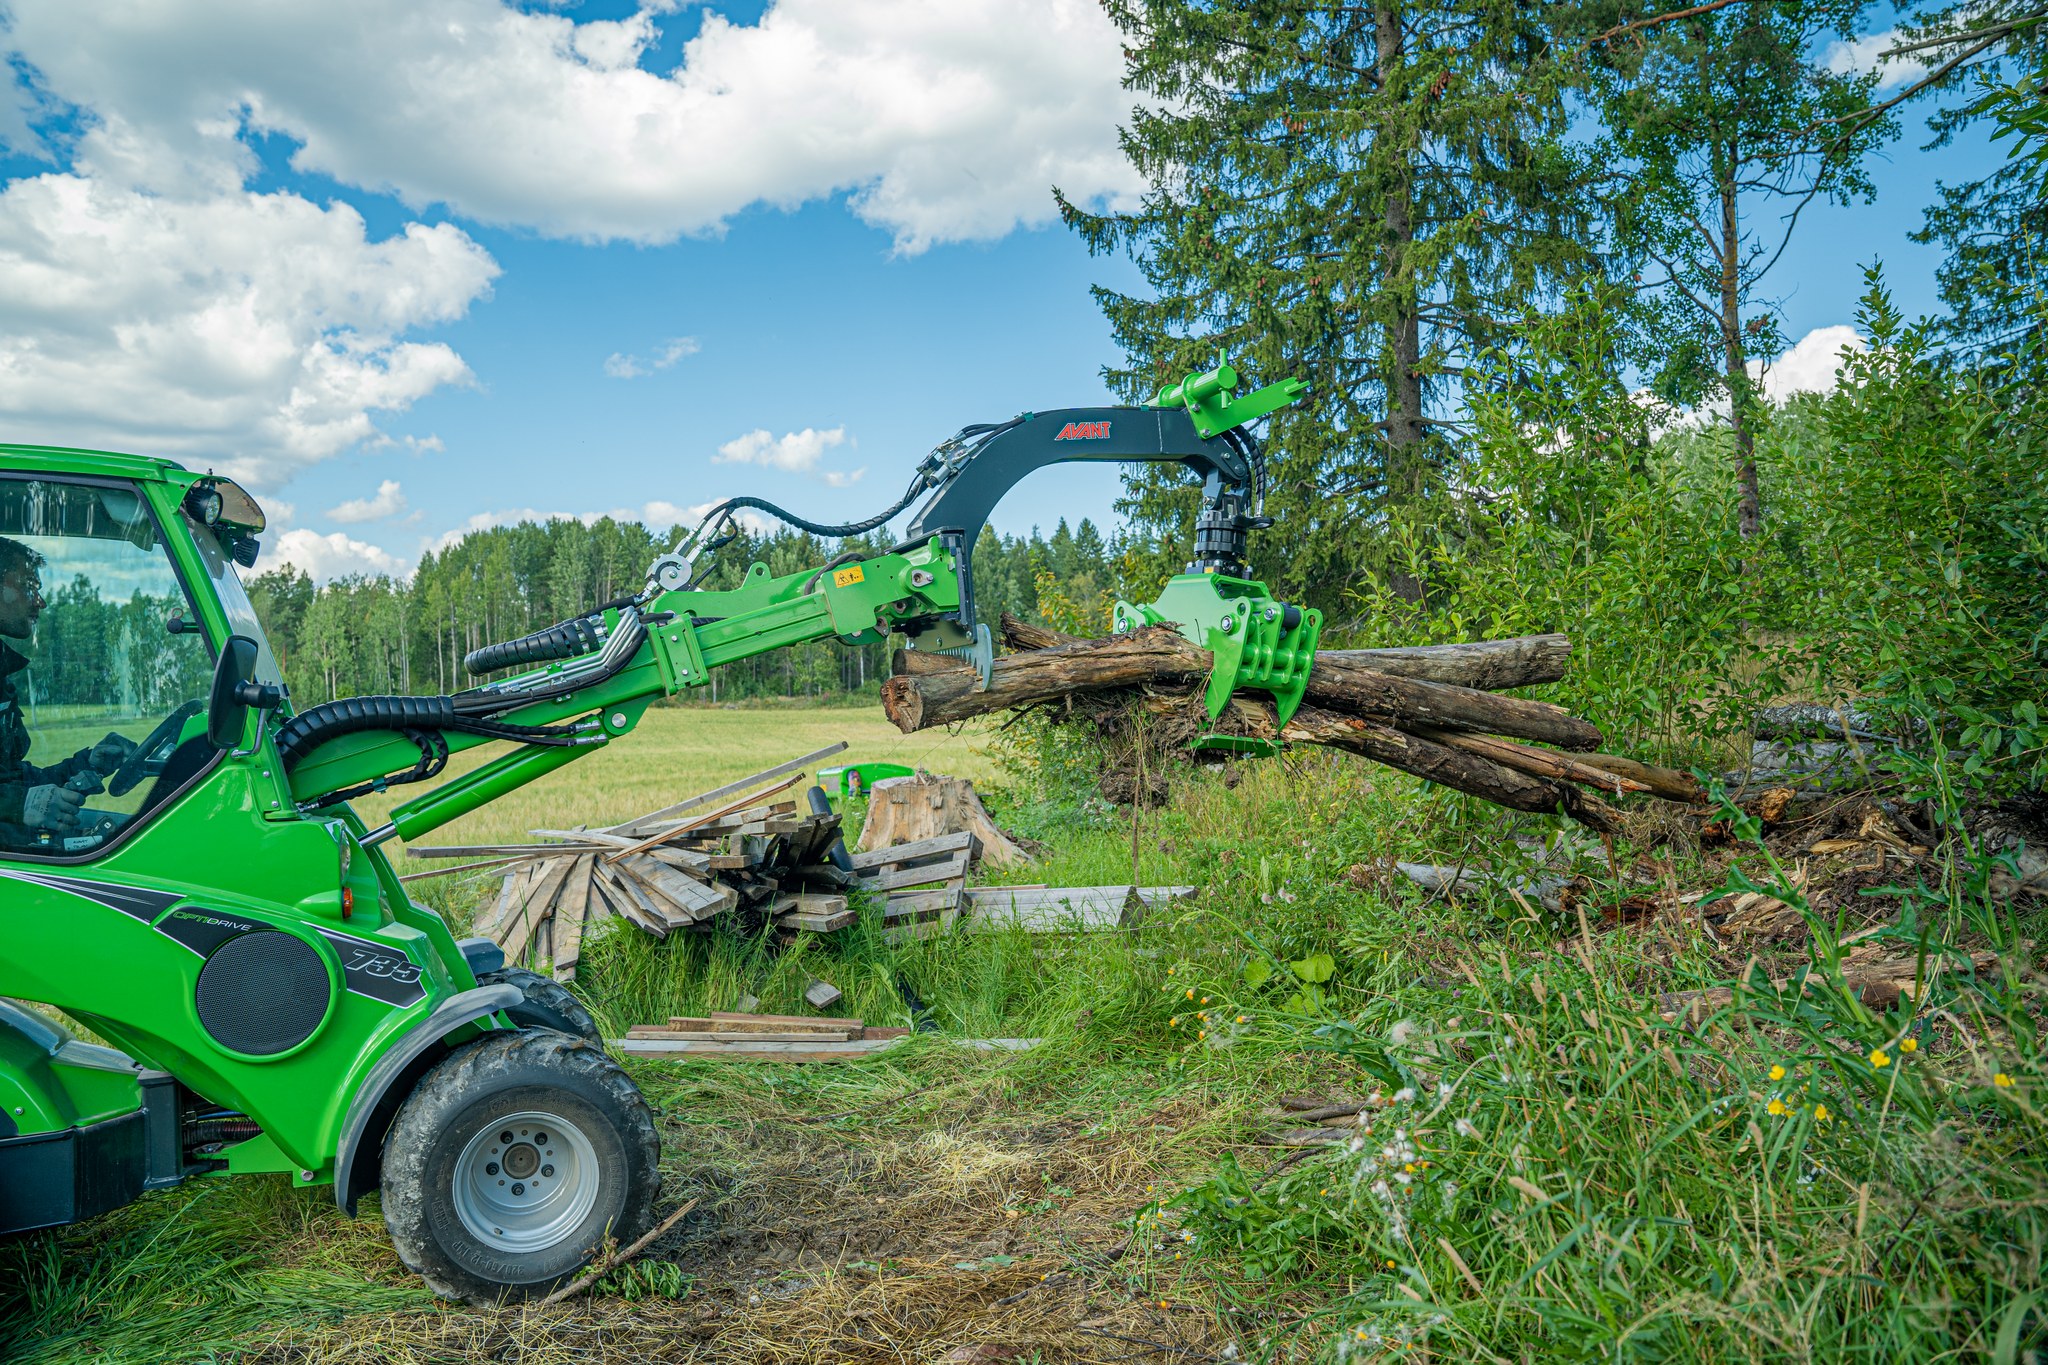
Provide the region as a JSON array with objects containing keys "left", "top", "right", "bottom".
[
  {"left": 478, "top": 965, "right": 604, "bottom": 1045},
  {"left": 381, "top": 1028, "right": 659, "bottom": 1303}
]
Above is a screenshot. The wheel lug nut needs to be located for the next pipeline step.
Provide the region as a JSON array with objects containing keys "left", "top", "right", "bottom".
[
  {"left": 534, "top": 1132, "right": 548, "bottom": 1144},
  {"left": 511, "top": 1182, "right": 525, "bottom": 1196},
  {"left": 541, "top": 1164, "right": 554, "bottom": 1178},
  {"left": 485, "top": 1162, "right": 499, "bottom": 1176},
  {"left": 500, "top": 1131, "right": 514, "bottom": 1144}
]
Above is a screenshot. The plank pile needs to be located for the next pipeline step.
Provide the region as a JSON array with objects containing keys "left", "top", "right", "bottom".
[
  {"left": 852, "top": 830, "right": 976, "bottom": 942},
  {"left": 618, "top": 1012, "right": 911, "bottom": 1062},
  {"left": 403, "top": 743, "right": 860, "bottom": 981},
  {"left": 880, "top": 616, "right": 1711, "bottom": 835}
]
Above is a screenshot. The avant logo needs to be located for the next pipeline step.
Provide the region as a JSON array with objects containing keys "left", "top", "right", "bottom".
[{"left": 1054, "top": 421, "right": 1111, "bottom": 440}]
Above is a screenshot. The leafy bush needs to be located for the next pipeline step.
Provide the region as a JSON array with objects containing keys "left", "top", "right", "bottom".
[{"left": 1344, "top": 274, "right": 2047, "bottom": 794}]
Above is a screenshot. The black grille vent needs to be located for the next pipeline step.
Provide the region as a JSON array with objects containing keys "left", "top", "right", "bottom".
[{"left": 195, "top": 931, "right": 331, "bottom": 1056}]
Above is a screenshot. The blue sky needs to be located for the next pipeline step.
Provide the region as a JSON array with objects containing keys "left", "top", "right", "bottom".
[{"left": 0, "top": 1, "right": 2009, "bottom": 582}]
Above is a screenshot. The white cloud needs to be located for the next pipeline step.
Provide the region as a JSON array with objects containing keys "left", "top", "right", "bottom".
[
  {"left": 604, "top": 336, "right": 700, "bottom": 378},
  {"left": 272, "top": 527, "right": 412, "bottom": 581},
  {"left": 820, "top": 467, "right": 867, "bottom": 488},
  {"left": 0, "top": 0, "right": 1141, "bottom": 252},
  {"left": 1752, "top": 325, "right": 1866, "bottom": 402},
  {"left": 0, "top": 172, "right": 498, "bottom": 488},
  {"left": 1824, "top": 30, "right": 1931, "bottom": 93},
  {"left": 327, "top": 479, "right": 409, "bottom": 524},
  {"left": 713, "top": 425, "right": 847, "bottom": 472}
]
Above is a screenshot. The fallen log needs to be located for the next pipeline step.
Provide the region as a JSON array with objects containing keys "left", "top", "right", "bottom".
[
  {"left": 1271, "top": 706, "right": 1621, "bottom": 836},
  {"left": 1410, "top": 728, "right": 1652, "bottom": 795},
  {"left": 1002, "top": 616, "right": 1571, "bottom": 690},
  {"left": 1572, "top": 753, "right": 1707, "bottom": 804},
  {"left": 885, "top": 625, "right": 1602, "bottom": 750}
]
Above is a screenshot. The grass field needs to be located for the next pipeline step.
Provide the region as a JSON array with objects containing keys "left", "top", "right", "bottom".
[
  {"left": 357, "top": 700, "right": 999, "bottom": 851},
  {"left": 2, "top": 711, "right": 2043, "bottom": 1363}
]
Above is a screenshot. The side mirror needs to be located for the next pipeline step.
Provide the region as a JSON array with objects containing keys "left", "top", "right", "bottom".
[{"left": 208, "top": 635, "right": 284, "bottom": 750}]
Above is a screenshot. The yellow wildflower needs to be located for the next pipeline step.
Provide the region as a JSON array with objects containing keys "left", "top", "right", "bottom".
[
  {"left": 1185, "top": 988, "right": 1195, "bottom": 1000},
  {"left": 1900, "top": 1037, "right": 1918, "bottom": 1053},
  {"left": 1384, "top": 1259, "right": 1397, "bottom": 1270},
  {"left": 1766, "top": 1098, "right": 1787, "bottom": 1117},
  {"left": 1201, "top": 996, "right": 1210, "bottom": 1003},
  {"left": 1768, "top": 1064, "right": 1786, "bottom": 1081},
  {"left": 1814, "top": 1104, "right": 1831, "bottom": 1123},
  {"left": 1869, "top": 1048, "right": 1890, "bottom": 1069},
  {"left": 1996, "top": 1072, "right": 2016, "bottom": 1088},
  {"left": 1236, "top": 1014, "right": 1247, "bottom": 1023},
  {"left": 1169, "top": 1016, "right": 1179, "bottom": 1027}
]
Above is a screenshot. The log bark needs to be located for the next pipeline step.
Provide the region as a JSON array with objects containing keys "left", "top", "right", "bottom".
[
  {"left": 1572, "top": 753, "right": 1707, "bottom": 804},
  {"left": 1001, "top": 615, "right": 1570, "bottom": 690},
  {"left": 1411, "top": 728, "right": 1651, "bottom": 795},
  {"left": 1271, "top": 705, "right": 1621, "bottom": 835},
  {"left": 887, "top": 625, "right": 1602, "bottom": 750}
]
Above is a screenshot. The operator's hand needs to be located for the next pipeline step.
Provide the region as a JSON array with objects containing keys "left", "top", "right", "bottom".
[
  {"left": 87, "top": 731, "right": 139, "bottom": 775},
  {"left": 23, "top": 783, "right": 84, "bottom": 832}
]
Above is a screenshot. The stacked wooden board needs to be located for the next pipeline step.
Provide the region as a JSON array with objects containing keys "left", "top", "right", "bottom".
[
  {"left": 619, "top": 1012, "right": 912, "bottom": 1062},
  {"left": 853, "top": 830, "right": 976, "bottom": 942},
  {"left": 402, "top": 743, "right": 859, "bottom": 981}
]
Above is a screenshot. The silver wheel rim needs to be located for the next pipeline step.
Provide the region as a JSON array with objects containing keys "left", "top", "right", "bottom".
[{"left": 452, "top": 1109, "right": 601, "bottom": 1254}]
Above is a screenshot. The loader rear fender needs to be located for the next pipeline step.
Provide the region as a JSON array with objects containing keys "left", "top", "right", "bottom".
[{"left": 333, "top": 983, "right": 521, "bottom": 1215}]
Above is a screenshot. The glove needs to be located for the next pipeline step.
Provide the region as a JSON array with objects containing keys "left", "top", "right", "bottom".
[
  {"left": 87, "top": 732, "right": 139, "bottom": 775},
  {"left": 23, "top": 783, "right": 84, "bottom": 832}
]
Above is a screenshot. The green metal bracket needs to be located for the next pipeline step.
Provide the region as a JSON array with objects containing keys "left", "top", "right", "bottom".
[
  {"left": 818, "top": 761, "right": 916, "bottom": 798},
  {"left": 1152, "top": 354, "right": 1308, "bottom": 440},
  {"left": 1114, "top": 571, "right": 1322, "bottom": 740}
]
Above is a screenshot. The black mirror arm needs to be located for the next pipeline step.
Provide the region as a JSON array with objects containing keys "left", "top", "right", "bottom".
[{"left": 232, "top": 680, "right": 285, "bottom": 710}]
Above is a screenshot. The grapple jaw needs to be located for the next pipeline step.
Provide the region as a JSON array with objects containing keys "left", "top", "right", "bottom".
[{"left": 1113, "top": 571, "right": 1322, "bottom": 750}]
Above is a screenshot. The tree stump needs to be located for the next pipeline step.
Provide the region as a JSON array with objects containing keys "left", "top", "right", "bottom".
[{"left": 855, "top": 773, "right": 1032, "bottom": 868}]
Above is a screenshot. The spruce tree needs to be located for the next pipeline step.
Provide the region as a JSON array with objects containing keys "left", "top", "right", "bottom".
[{"left": 1060, "top": 0, "right": 1595, "bottom": 615}]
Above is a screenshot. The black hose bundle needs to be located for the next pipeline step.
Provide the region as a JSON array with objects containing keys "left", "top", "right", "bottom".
[
  {"left": 275, "top": 695, "right": 586, "bottom": 770},
  {"left": 463, "top": 614, "right": 605, "bottom": 677}
]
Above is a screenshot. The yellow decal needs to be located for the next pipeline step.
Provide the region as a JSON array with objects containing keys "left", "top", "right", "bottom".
[{"left": 832, "top": 565, "right": 866, "bottom": 587}]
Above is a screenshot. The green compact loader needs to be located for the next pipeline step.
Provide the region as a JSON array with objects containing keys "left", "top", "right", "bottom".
[{"left": 0, "top": 357, "right": 1315, "bottom": 1300}]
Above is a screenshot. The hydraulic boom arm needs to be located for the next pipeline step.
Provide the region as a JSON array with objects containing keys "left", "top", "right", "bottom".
[{"left": 277, "top": 357, "right": 1314, "bottom": 836}]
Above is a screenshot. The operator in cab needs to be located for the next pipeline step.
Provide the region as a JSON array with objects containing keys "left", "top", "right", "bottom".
[{"left": 0, "top": 535, "right": 139, "bottom": 841}]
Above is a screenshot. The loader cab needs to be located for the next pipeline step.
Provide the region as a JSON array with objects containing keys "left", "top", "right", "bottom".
[{"left": 0, "top": 458, "right": 280, "bottom": 860}]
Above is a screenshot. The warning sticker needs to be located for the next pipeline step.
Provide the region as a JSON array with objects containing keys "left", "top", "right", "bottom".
[{"left": 833, "top": 565, "right": 866, "bottom": 586}]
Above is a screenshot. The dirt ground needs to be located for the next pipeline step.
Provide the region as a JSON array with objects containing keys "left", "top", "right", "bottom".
[{"left": 239, "top": 1064, "right": 1249, "bottom": 1365}]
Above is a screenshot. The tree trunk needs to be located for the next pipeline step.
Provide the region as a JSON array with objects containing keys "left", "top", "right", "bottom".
[
  {"left": 1376, "top": 0, "right": 1428, "bottom": 592},
  {"left": 884, "top": 626, "right": 1602, "bottom": 750},
  {"left": 1002, "top": 615, "right": 1571, "bottom": 690},
  {"left": 1270, "top": 705, "right": 1621, "bottom": 835},
  {"left": 1719, "top": 138, "right": 1761, "bottom": 540}
]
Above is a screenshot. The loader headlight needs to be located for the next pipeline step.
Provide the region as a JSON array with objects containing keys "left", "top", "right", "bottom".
[{"left": 184, "top": 482, "right": 225, "bottom": 526}]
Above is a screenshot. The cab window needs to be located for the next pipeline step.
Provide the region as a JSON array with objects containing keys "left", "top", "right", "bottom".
[{"left": 0, "top": 478, "right": 214, "bottom": 859}]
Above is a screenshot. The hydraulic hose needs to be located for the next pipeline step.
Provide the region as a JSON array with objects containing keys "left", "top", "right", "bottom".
[
  {"left": 463, "top": 614, "right": 606, "bottom": 677},
  {"left": 695, "top": 468, "right": 931, "bottom": 541},
  {"left": 275, "top": 696, "right": 587, "bottom": 770}
]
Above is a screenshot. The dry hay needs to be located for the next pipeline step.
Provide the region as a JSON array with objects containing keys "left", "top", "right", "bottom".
[{"left": 235, "top": 1076, "right": 1241, "bottom": 1364}]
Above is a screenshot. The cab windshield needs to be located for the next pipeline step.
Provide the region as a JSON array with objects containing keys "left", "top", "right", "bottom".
[{"left": 0, "top": 477, "right": 214, "bottom": 858}]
